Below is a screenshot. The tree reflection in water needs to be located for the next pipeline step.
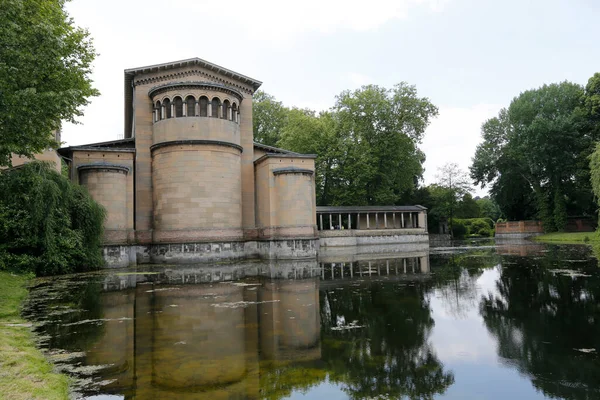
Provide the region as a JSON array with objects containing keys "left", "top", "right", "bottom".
[
  {"left": 481, "top": 246, "right": 600, "bottom": 400},
  {"left": 320, "top": 281, "right": 454, "bottom": 399}
]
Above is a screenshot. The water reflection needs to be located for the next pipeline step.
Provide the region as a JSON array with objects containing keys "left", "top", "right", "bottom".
[
  {"left": 481, "top": 246, "right": 600, "bottom": 400},
  {"left": 24, "top": 244, "right": 600, "bottom": 399}
]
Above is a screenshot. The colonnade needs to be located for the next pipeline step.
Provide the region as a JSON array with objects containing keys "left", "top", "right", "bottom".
[
  {"left": 317, "top": 211, "right": 422, "bottom": 230},
  {"left": 153, "top": 95, "right": 240, "bottom": 123}
]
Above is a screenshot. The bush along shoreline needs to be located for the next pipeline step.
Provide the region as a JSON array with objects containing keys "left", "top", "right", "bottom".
[
  {"left": 0, "top": 162, "right": 106, "bottom": 399},
  {"left": 0, "top": 162, "right": 106, "bottom": 276}
]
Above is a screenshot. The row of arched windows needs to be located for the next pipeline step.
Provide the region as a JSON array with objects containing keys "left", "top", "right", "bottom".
[{"left": 153, "top": 95, "right": 239, "bottom": 123}]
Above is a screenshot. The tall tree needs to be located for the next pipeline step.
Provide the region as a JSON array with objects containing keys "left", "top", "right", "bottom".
[
  {"left": 0, "top": 0, "right": 99, "bottom": 167},
  {"left": 278, "top": 109, "right": 340, "bottom": 205},
  {"left": 252, "top": 90, "right": 289, "bottom": 147},
  {"left": 331, "top": 83, "right": 437, "bottom": 205},
  {"left": 275, "top": 84, "right": 437, "bottom": 206},
  {"left": 435, "top": 163, "right": 471, "bottom": 237},
  {"left": 471, "top": 81, "right": 595, "bottom": 231}
]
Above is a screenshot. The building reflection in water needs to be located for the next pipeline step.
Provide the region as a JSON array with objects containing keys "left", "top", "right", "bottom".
[
  {"left": 40, "top": 248, "right": 449, "bottom": 399},
  {"left": 82, "top": 261, "right": 322, "bottom": 399}
]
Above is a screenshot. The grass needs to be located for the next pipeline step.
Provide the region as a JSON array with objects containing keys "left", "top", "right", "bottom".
[
  {"left": 532, "top": 231, "right": 600, "bottom": 244},
  {"left": 0, "top": 272, "right": 69, "bottom": 400}
]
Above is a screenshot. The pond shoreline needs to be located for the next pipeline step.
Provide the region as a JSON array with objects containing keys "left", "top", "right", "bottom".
[
  {"left": 532, "top": 231, "right": 600, "bottom": 244},
  {"left": 0, "top": 272, "right": 69, "bottom": 400}
]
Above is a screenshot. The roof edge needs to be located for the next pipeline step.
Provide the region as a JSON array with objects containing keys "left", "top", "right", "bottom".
[{"left": 124, "top": 57, "right": 262, "bottom": 90}]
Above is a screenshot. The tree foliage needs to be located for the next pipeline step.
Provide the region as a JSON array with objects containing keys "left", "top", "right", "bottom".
[
  {"left": 0, "top": 0, "right": 99, "bottom": 167},
  {"left": 271, "top": 84, "right": 438, "bottom": 206},
  {"left": 435, "top": 163, "right": 472, "bottom": 237},
  {"left": 471, "top": 81, "right": 598, "bottom": 231},
  {"left": 252, "top": 90, "right": 289, "bottom": 147},
  {"left": 0, "top": 162, "right": 105, "bottom": 276}
]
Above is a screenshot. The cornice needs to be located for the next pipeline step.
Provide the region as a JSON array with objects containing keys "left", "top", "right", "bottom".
[
  {"left": 150, "top": 140, "right": 243, "bottom": 153},
  {"left": 273, "top": 167, "right": 314, "bottom": 176},
  {"left": 254, "top": 153, "right": 317, "bottom": 165},
  {"left": 77, "top": 163, "right": 130, "bottom": 174},
  {"left": 148, "top": 81, "right": 244, "bottom": 102},
  {"left": 134, "top": 69, "right": 255, "bottom": 95}
]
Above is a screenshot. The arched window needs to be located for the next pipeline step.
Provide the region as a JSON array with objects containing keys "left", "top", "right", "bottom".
[
  {"left": 185, "top": 96, "right": 196, "bottom": 117},
  {"left": 156, "top": 100, "right": 162, "bottom": 121},
  {"left": 211, "top": 97, "right": 220, "bottom": 118},
  {"left": 232, "top": 103, "right": 238, "bottom": 123},
  {"left": 199, "top": 96, "right": 209, "bottom": 117},
  {"left": 174, "top": 96, "right": 183, "bottom": 117},
  {"left": 222, "top": 100, "right": 230, "bottom": 120},
  {"left": 163, "top": 98, "right": 172, "bottom": 119}
]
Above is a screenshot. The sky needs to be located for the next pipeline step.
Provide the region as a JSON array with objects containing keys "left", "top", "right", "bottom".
[{"left": 62, "top": 0, "right": 600, "bottom": 196}]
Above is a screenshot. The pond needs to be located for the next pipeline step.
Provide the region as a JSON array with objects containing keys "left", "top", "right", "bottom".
[{"left": 23, "top": 242, "right": 600, "bottom": 399}]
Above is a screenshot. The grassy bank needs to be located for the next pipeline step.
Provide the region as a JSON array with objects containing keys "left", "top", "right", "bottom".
[
  {"left": 532, "top": 232, "right": 600, "bottom": 244},
  {"left": 0, "top": 272, "right": 69, "bottom": 400}
]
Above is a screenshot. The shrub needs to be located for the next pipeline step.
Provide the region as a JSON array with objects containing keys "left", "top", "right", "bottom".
[
  {"left": 451, "top": 219, "right": 468, "bottom": 238},
  {"left": 0, "top": 162, "right": 105, "bottom": 276}
]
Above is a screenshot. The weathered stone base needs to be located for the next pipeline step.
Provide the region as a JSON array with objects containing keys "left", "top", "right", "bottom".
[
  {"left": 495, "top": 232, "right": 543, "bottom": 240},
  {"left": 319, "top": 229, "right": 429, "bottom": 247},
  {"left": 102, "top": 238, "right": 318, "bottom": 267}
]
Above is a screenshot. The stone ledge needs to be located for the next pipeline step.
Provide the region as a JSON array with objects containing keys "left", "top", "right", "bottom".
[
  {"left": 150, "top": 140, "right": 243, "bottom": 153},
  {"left": 319, "top": 228, "right": 427, "bottom": 238}
]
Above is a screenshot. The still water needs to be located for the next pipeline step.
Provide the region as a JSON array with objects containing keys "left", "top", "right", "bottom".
[{"left": 23, "top": 242, "right": 600, "bottom": 399}]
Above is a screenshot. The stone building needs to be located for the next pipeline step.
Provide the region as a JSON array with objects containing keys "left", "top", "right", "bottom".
[
  {"left": 58, "top": 58, "right": 318, "bottom": 266},
  {"left": 9, "top": 130, "right": 62, "bottom": 172}
]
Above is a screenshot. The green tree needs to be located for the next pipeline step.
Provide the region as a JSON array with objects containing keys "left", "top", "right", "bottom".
[
  {"left": 331, "top": 84, "right": 437, "bottom": 205},
  {"left": 455, "top": 193, "right": 480, "bottom": 218},
  {"left": 435, "top": 163, "right": 471, "bottom": 237},
  {"left": 471, "top": 81, "right": 595, "bottom": 231},
  {"left": 252, "top": 90, "right": 290, "bottom": 147},
  {"left": 278, "top": 109, "right": 340, "bottom": 205},
  {"left": 0, "top": 162, "right": 105, "bottom": 276},
  {"left": 0, "top": 0, "right": 99, "bottom": 167},
  {"left": 476, "top": 197, "right": 502, "bottom": 221}
]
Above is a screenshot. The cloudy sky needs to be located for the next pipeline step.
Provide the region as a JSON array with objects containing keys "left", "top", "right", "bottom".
[{"left": 63, "top": 0, "right": 600, "bottom": 195}]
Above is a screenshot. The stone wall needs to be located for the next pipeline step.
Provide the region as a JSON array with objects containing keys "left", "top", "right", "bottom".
[
  {"left": 151, "top": 142, "right": 243, "bottom": 243},
  {"left": 72, "top": 149, "right": 135, "bottom": 245},
  {"left": 254, "top": 154, "right": 317, "bottom": 240}
]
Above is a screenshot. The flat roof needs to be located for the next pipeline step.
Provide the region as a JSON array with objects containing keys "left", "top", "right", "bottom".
[{"left": 317, "top": 205, "right": 427, "bottom": 213}]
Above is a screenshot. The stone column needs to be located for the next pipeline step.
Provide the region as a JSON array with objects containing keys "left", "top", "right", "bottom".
[
  {"left": 195, "top": 101, "right": 200, "bottom": 116},
  {"left": 348, "top": 213, "right": 351, "bottom": 229},
  {"left": 208, "top": 101, "right": 213, "bottom": 117},
  {"left": 366, "top": 213, "right": 370, "bottom": 229},
  {"left": 384, "top": 213, "right": 387, "bottom": 228},
  {"left": 401, "top": 213, "right": 405, "bottom": 228},
  {"left": 170, "top": 103, "right": 174, "bottom": 118},
  {"left": 375, "top": 213, "right": 379, "bottom": 228},
  {"left": 319, "top": 214, "right": 323, "bottom": 230},
  {"left": 182, "top": 103, "right": 187, "bottom": 117},
  {"left": 329, "top": 213, "right": 333, "bottom": 230},
  {"left": 161, "top": 105, "right": 165, "bottom": 120}
]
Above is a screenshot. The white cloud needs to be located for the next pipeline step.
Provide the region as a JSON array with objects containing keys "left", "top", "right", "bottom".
[{"left": 421, "top": 104, "right": 501, "bottom": 197}]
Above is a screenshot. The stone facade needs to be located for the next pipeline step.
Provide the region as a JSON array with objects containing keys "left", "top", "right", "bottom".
[{"left": 58, "top": 57, "right": 318, "bottom": 265}]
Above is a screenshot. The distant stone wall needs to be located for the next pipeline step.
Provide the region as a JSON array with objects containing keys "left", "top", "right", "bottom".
[
  {"left": 495, "top": 221, "right": 543, "bottom": 236},
  {"left": 319, "top": 228, "right": 428, "bottom": 247}
]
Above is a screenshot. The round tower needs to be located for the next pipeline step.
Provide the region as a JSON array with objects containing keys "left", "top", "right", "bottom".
[{"left": 149, "top": 82, "right": 244, "bottom": 244}]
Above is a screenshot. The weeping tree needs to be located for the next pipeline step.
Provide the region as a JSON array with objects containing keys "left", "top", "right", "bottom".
[{"left": 0, "top": 162, "right": 105, "bottom": 276}]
